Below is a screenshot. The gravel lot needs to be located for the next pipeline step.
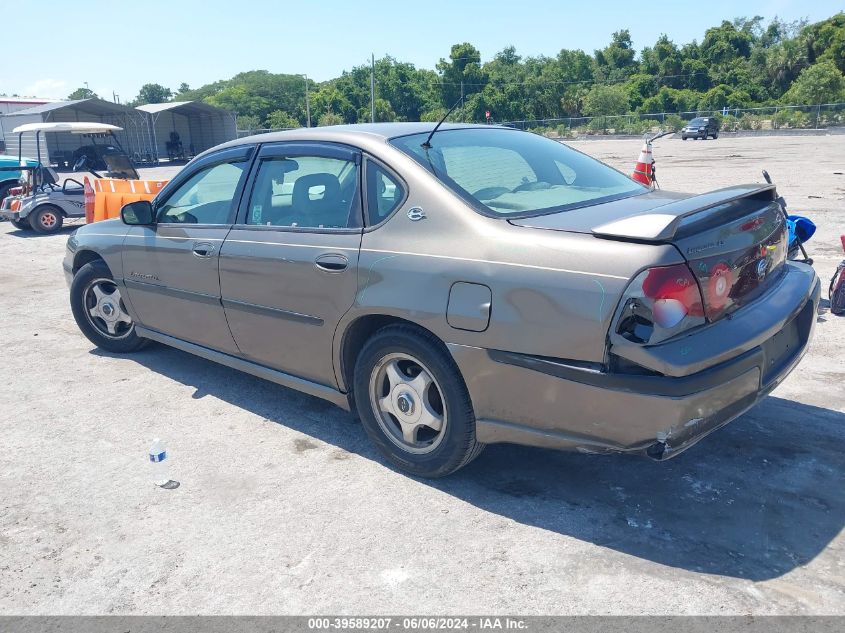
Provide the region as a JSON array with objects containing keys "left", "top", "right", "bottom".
[{"left": 1, "top": 135, "right": 843, "bottom": 615}]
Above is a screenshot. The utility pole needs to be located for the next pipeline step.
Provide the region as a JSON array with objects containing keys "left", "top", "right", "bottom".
[
  {"left": 370, "top": 53, "right": 376, "bottom": 123},
  {"left": 303, "top": 74, "right": 311, "bottom": 128},
  {"left": 460, "top": 80, "right": 464, "bottom": 122}
]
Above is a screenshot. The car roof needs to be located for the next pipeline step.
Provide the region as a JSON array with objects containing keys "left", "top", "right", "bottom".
[{"left": 225, "top": 122, "right": 507, "bottom": 148}]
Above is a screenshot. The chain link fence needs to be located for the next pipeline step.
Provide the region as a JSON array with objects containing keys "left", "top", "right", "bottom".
[
  {"left": 234, "top": 104, "right": 845, "bottom": 138},
  {"left": 499, "top": 103, "right": 845, "bottom": 137},
  {"left": 235, "top": 127, "right": 296, "bottom": 138}
]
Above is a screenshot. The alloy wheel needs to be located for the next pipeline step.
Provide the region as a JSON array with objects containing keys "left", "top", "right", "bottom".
[
  {"left": 83, "top": 278, "right": 133, "bottom": 339},
  {"left": 368, "top": 352, "right": 448, "bottom": 454}
]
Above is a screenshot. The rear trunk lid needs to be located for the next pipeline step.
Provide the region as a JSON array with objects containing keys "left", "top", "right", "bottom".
[{"left": 510, "top": 184, "right": 789, "bottom": 321}]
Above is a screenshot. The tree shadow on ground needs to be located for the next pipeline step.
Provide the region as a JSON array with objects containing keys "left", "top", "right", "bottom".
[{"left": 97, "top": 343, "right": 845, "bottom": 582}]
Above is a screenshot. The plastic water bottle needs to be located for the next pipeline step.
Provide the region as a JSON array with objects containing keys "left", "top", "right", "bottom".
[{"left": 148, "top": 438, "right": 169, "bottom": 487}]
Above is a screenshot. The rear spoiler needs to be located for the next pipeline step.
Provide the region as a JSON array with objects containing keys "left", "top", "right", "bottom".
[{"left": 591, "top": 184, "right": 777, "bottom": 242}]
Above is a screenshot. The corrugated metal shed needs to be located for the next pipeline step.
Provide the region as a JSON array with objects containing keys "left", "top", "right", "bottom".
[
  {"left": 136, "top": 101, "right": 236, "bottom": 162},
  {"left": 0, "top": 99, "right": 150, "bottom": 166},
  {"left": 0, "top": 98, "right": 55, "bottom": 115}
]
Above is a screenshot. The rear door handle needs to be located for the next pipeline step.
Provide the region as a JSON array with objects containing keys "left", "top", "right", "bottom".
[
  {"left": 192, "top": 241, "right": 216, "bottom": 258},
  {"left": 315, "top": 253, "right": 349, "bottom": 272}
]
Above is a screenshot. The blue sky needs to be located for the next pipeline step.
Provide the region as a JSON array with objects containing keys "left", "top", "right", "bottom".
[{"left": 4, "top": 0, "right": 842, "bottom": 102}]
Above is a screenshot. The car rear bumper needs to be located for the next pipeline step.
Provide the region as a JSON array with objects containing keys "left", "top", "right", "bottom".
[
  {"left": 0, "top": 209, "right": 20, "bottom": 221},
  {"left": 448, "top": 265, "right": 820, "bottom": 459}
]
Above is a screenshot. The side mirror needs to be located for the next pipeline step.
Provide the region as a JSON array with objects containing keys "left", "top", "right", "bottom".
[{"left": 121, "top": 200, "right": 155, "bottom": 225}]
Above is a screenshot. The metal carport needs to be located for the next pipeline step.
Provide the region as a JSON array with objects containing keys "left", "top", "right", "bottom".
[
  {"left": 136, "top": 101, "right": 237, "bottom": 163},
  {"left": 0, "top": 98, "right": 151, "bottom": 167}
]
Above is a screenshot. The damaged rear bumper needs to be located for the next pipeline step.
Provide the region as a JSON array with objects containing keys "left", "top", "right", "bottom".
[{"left": 448, "top": 266, "right": 820, "bottom": 460}]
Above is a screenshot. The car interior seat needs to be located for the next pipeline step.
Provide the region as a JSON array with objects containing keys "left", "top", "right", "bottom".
[{"left": 290, "top": 173, "right": 344, "bottom": 227}]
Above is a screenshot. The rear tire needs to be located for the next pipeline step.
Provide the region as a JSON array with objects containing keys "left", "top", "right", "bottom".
[
  {"left": 29, "top": 205, "right": 63, "bottom": 234},
  {"left": 10, "top": 218, "right": 30, "bottom": 230},
  {"left": 353, "top": 324, "right": 484, "bottom": 478},
  {"left": 70, "top": 260, "right": 148, "bottom": 353}
]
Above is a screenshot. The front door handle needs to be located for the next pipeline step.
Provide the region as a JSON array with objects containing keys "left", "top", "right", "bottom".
[
  {"left": 315, "top": 253, "right": 349, "bottom": 272},
  {"left": 192, "top": 241, "right": 216, "bottom": 258}
]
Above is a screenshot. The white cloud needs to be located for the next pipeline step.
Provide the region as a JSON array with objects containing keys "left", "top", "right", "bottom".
[{"left": 21, "top": 78, "right": 68, "bottom": 99}]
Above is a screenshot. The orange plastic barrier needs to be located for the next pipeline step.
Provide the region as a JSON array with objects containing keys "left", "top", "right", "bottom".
[
  {"left": 88, "top": 178, "right": 168, "bottom": 223},
  {"left": 83, "top": 177, "right": 95, "bottom": 223}
]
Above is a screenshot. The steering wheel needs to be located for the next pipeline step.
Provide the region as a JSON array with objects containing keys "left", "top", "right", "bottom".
[
  {"left": 511, "top": 181, "right": 552, "bottom": 193},
  {"left": 72, "top": 156, "right": 88, "bottom": 172}
]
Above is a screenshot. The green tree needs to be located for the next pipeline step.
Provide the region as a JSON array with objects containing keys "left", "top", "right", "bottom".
[
  {"left": 783, "top": 60, "right": 845, "bottom": 104},
  {"left": 594, "top": 30, "right": 637, "bottom": 81},
  {"left": 624, "top": 74, "right": 659, "bottom": 109},
  {"left": 67, "top": 87, "right": 97, "bottom": 100},
  {"left": 236, "top": 114, "right": 260, "bottom": 130},
  {"left": 436, "top": 43, "right": 486, "bottom": 107},
  {"left": 764, "top": 39, "right": 808, "bottom": 94},
  {"left": 264, "top": 110, "right": 300, "bottom": 129},
  {"left": 162, "top": 12, "right": 845, "bottom": 128},
  {"left": 318, "top": 112, "right": 344, "bottom": 126},
  {"left": 639, "top": 87, "right": 702, "bottom": 113},
  {"left": 372, "top": 98, "right": 396, "bottom": 122},
  {"left": 698, "top": 84, "right": 751, "bottom": 110},
  {"left": 701, "top": 21, "right": 754, "bottom": 65},
  {"left": 583, "top": 84, "right": 629, "bottom": 116},
  {"left": 132, "top": 83, "right": 172, "bottom": 105},
  {"left": 804, "top": 12, "right": 845, "bottom": 73}
]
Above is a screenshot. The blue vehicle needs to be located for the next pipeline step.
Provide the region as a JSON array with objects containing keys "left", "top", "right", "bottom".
[{"left": 0, "top": 155, "right": 38, "bottom": 200}]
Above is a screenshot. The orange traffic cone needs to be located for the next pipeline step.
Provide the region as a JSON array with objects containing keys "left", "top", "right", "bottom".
[
  {"left": 83, "top": 176, "right": 95, "bottom": 223},
  {"left": 632, "top": 141, "right": 654, "bottom": 187}
]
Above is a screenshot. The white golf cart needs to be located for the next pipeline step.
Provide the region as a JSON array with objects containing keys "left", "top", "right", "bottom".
[{"left": 0, "top": 122, "right": 138, "bottom": 233}]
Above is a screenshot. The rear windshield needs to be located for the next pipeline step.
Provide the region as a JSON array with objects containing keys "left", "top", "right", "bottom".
[{"left": 390, "top": 128, "right": 645, "bottom": 217}]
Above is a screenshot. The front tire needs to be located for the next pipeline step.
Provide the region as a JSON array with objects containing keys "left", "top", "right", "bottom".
[
  {"left": 29, "top": 206, "right": 63, "bottom": 233},
  {"left": 353, "top": 325, "right": 484, "bottom": 478},
  {"left": 70, "top": 260, "right": 147, "bottom": 353}
]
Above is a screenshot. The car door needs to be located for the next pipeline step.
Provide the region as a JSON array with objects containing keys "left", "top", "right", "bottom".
[
  {"left": 219, "top": 142, "right": 362, "bottom": 386},
  {"left": 121, "top": 145, "right": 255, "bottom": 354}
]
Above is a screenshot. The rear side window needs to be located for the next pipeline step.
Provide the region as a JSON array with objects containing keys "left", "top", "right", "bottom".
[
  {"left": 366, "top": 162, "right": 405, "bottom": 225},
  {"left": 247, "top": 155, "right": 359, "bottom": 229}
]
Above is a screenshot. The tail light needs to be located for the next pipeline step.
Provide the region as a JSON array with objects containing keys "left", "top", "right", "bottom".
[{"left": 615, "top": 263, "right": 706, "bottom": 345}]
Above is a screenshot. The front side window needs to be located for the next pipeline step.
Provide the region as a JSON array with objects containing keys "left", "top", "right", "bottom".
[
  {"left": 157, "top": 161, "right": 247, "bottom": 224},
  {"left": 246, "top": 155, "right": 359, "bottom": 229},
  {"left": 390, "top": 128, "right": 645, "bottom": 217},
  {"left": 366, "top": 161, "right": 405, "bottom": 225}
]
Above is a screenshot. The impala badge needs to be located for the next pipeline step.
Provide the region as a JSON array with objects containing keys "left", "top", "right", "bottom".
[{"left": 407, "top": 207, "right": 426, "bottom": 221}]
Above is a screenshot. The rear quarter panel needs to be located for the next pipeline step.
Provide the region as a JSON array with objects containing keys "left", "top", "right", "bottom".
[{"left": 339, "top": 141, "right": 685, "bottom": 382}]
